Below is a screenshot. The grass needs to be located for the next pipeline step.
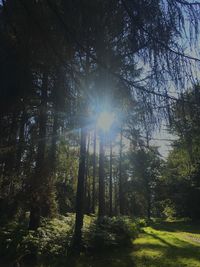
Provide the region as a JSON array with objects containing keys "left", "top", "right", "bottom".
[
  {"left": 57, "top": 220, "right": 200, "bottom": 267},
  {"left": 1, "top": 219, "right": 200, "bottom": 267},
  {"left": 73, "top": 220, "right": 200, "bottom": 267},
  {"left": 133, "top": 221, "right": 200, "bottom": 267}
]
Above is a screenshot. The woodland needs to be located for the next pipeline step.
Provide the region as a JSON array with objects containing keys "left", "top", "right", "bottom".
[{"left": 1, "top": 1, "right": 200, "bottom": 267}]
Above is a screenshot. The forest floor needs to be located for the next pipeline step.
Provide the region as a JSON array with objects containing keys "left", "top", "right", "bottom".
[
  {"left": 76, "top": 220, "right": 200, "bottom": 267},
  {"left": 1, "top": 220, "right": 200, "bottom": 267},
  {"left": 133, "top": 220, "right": 200, "bottom": 267}
]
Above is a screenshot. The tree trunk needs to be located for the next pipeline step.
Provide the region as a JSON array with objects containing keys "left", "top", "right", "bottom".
[
  {"left": 85, "top": 133, "right": 90, "bottom": 213},
  {"left": 87, "top": 175, "right": 91, "bottom": 214},
  {"left": 92, "top": 126, "right": 96, "bottom": 213},
  {"left": 146, "top": 134, "right": 151, "bottom": 221},
  {"left": 15, "top": 107, "right": 26, "bottom": 175},
  {"left": 109, "top": 137, "right": 113, "bottom": 217},
  {"left": 42, "top": 110, "right": 59, "bottom": 218},
  {"left": 98, "top": 131, "right": 105, "bottom": 218},
  {"left": 147, "top": 189, "right": 151, "bottom": 221},
  {"left": 73, "top": 127, "right": 87, "bottom": 251},
  {"left": 44, "top": 66, "right": 65, "bottom": 218},
  {"left": 114, "top": 175, "right": 118, "bottom": 216},
  {"left": 29, "top": 70, "right": 48, "bottom": 230},
  {"left": 3, "top": 113, "right": 18, "bottom": 182},
  {"left": 119, "top": 127, "right": 125, "bottom": 215}
]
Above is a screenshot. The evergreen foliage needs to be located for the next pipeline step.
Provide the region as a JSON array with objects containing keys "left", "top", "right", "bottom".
[{"left": 0, "top": 0, "right": 200, "bottom": 264}]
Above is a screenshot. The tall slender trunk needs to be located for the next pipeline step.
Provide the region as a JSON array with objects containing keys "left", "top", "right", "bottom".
[
  {"left": 50, "top": 112, "right": 58, "bottom": 170},
  {"left": 109, "top": 137, "right": 113, "bottom": 217},
  {"left": 92, "top": 126, "right": 96, "bottom": 213},
  {"left": 15, "top": 108, "right": 26, "bottom": 175},
  {"left": 85, "top": 133, "right": 90, "bottom": 213},
  {"left": 87, "top": 175, "right": 91, "bottom": 214},
  {"left": 98, "top": 131, "right": 105, "bottom": 218},
  {"left": 119, "top": 127, "right": 125, "bottom": 215},
  {"left": 43, "top": 110, "right": 59, "bottom": 218},
  {"left": 114, "top": 175, "right": 118, "bottom": 216},
  {"left": 73, "top": 127, "right": 87, "bottom": 251},
  {"left": 147, "top": 187, "right": 151, "bottom": 220},
  {"left": 0, "top": 112, "right": 19, "bottom": 221},
  {"left": 29, "top": 70, "right": 48, "bottom": 230},
  {"left": 2, "top": 113, "right": 18, "bottom": 187},
  {"left": 146, "top": 133, "right": 151, "bottom": 220},
  {"left": 46, "top": 66, "right": 65, "bottom": 217}
]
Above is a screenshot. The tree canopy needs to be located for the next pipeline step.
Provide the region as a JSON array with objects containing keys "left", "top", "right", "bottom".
[{"left": 0, "top": 0, "right": 200, "bottom": 258}]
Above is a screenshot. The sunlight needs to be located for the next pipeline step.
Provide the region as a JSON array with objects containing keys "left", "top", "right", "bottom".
[{"left": 97, "top": 111, "right": 115, "bottom": 132}]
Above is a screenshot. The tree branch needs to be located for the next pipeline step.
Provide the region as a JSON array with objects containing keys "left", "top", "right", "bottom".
[
  {"left": 121, "top": 0, "right": 200, "bottom": 63},
  {"left": 175, "top": 0, "right": 200, "bottom": 6}
]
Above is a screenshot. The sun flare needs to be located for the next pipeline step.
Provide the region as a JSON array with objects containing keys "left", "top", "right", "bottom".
[{"left": 97, "top": 112, "right": 115, "bottom": 132}]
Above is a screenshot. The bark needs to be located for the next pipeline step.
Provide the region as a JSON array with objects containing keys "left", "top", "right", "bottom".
[
  {"left": 50, "top": 112, "right": 58, "bottom": 170},
  {"left": 98, "top": 131, "right": 105, "bottom": 218},
  {"left": 119, "top": 127, "right": 125, "bottom": 215},
  {"left": 45, "top": 66, "right": 65, "bottom": 217},
  {"left": 3, "top": 113, "right": 18, "bottom": 178},
  {"left": 109, "top": 137, "right": 113, "bottom": 217},
  {"left": 87, "top": 175, "right": 91, "bottom": 214},
  {"left": 146, "top": 134, "right": 151, "bottom": 220},
  {"left": 42, "top": 110, "right": 58, "bottom": 218},
  {"left": 147, "top": 189, "right": 151, "bottom": 220},
  {"left": 73, "top": 127, "right": 87, "bottom": 251},
  {"left": 92, "top": 126, "right": 96, "bottom": 213},
  {"left": 114, "top": 175, "right": 118, "bottom": 216},
  {"left": 29, "top": 70, "right": 48, "bottom": 230},
  {"left": 15, "top": 108, "right": 26, "bottom": 175},
  {"left": 85, "top": 133, "right": 90, "bottom": 213}
]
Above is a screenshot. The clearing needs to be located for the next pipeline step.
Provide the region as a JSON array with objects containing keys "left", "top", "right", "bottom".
[
  {"left": 77, "top": 220, "right": 200, "bottom": 267},
  {"left": 133, "top": 220, "right": 200, "bottom": 267},
  {"left": 2, "top": 220, "right": 200, "bottom": 267}
]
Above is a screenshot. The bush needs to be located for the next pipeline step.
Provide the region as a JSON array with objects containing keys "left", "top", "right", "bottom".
[
  {"left": 0, "top": 214, "right": 140, "bottom": 263},
  {"left": 161, "top": 200, "right": 177, "bottom": 220},
  {"left": 135, "top": 218, "right": 148, "bottom": 228},
  {"left": 20, "top": 217, "right": 74, "bottom": 259},
  {"left": 0, "top": 215, "right": 75, "bottom": 262},
  {"left": 83, "top": 216, "right": 138, "bottom": 251}
]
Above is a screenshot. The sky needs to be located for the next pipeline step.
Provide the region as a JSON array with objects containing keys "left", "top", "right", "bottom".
[{"left": 152, "top": 127, "right": 176, "bottom": 159}]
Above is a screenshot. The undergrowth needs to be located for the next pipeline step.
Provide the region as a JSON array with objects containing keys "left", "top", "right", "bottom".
[{"left": 0, "top": 214, "right": 139, "bottom": 264}]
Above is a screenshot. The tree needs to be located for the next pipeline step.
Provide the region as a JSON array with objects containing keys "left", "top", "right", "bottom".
[
  {"left": 109, "top": 137, "right": 113, "bottom": 217},
  {"left": 73, "top": 126, "right": 87, "bottom": 251},
  {"left": 161, "top": 85, "right": 200, "bottom": 220},
  {"left": 0, "top": 0, "right": 200, "bottom": 251},
  {"left": 130, "top": 145, "right": 163, "bottom": 219},
  {"left": 98, "top": 131, "right": 106, "bottom": 218}
]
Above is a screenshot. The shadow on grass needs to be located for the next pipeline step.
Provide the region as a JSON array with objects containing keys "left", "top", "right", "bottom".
[
  {"left": 145, "top": 231, "right": 174, "bottom": 247},
  {"left": 55, "top": 247, "right": 135, "bottom": 267},
  {"left": 134, "top": 227, "right": 200, "bottom": 267},
  {"left": 1, "top": 247, "right": 135, "bottom": 267},
  {"left": 150, "top": 220, "right": 200, "bottom": 234}
]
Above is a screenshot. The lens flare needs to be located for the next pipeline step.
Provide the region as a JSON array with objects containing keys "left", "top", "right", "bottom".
[{"left": 97, "top": 112, "right": 115, "bottom": 132}]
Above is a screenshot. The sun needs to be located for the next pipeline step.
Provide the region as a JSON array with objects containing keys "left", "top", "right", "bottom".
[{"left": 97, "top": 111, "right": 115, "bottom": 132}]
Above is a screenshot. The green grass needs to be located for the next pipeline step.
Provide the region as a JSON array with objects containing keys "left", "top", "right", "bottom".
[
  {"left": 74, "top": 220, "right": 200, "bottom": 267},
  {"left": 133, "top": 221, "right": 200, "bottom": 267},
  {"left": 1, "top": 219, "right": 200, "bottom": 267}
]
